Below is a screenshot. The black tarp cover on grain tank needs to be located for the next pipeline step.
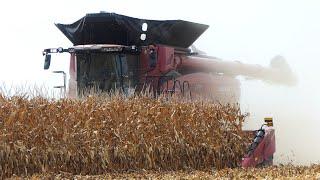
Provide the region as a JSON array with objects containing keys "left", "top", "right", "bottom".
[{"left": 55, "top": 13, "right": 209, "bottom": 48}]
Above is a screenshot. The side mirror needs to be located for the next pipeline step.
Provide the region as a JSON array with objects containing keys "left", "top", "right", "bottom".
[{"left": 44, "top": 54, "right": 51, "bottom": 70}]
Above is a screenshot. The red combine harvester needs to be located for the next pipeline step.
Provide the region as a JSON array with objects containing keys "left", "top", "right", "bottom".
[{"left": 43, "top": 12, "right": 296, "bottom": 167}]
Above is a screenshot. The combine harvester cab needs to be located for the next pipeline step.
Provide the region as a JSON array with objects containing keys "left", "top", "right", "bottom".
[{"left": 42, "top": 12, "right": 296, "bottom": 168}]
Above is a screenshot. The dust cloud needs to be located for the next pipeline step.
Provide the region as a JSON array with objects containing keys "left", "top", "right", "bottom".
[{"left": 240, "top": 63, "right": 320, "bottom": 165}]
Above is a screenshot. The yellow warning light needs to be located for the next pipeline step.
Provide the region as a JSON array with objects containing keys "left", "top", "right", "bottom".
[{"left": 264, "top": 117, "right": 273, "bottom": 127}]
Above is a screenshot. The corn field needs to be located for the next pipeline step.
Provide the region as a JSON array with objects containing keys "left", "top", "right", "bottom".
[{"left": 0, "top": 93, "right": 250, "bottom": 178}]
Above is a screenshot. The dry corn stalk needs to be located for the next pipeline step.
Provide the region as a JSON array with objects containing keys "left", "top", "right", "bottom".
[{"left": 0, "top": 94, "right": 250, "bottom": 178}]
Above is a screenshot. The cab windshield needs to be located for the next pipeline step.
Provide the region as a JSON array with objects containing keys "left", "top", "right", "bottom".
[{"left": 76, "top": 53, "right": 140, "bottom": 93}]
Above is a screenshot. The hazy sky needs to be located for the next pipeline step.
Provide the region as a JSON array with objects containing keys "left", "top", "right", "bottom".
[
  {"left": 0, "top": 0, "right": 319, "bottom": 86},
  {"left": 0, "top": 0, "right": 320, "bottom": 164}
]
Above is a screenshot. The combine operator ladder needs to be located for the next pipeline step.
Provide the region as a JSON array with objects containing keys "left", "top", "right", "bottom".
[{"left": 242, "top": 117, "right": 276, "bottom": 167}]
